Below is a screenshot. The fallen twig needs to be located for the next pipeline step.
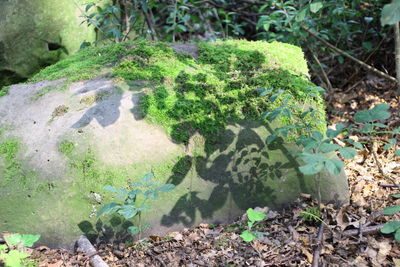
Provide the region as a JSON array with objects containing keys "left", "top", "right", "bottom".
[
  {"left": 343, "top": 224, "right": 385, "bottom": 236},
  {"left": 311, "top": 221, "right": 325, "bottom": 267},
  {"left": 76, "top": 235, "right": 109, "bottom": 267},
  {"left": 372, "top": 150, "right": 400, "bottom": 189},
  {"left": 302, "top": 26, "right": 398, "bottom": 84},
  {"left": 310, "top": 51, "right": 333, "bottom": 93},
  {"left": 379, "top": 182, "right": 399, "bottom": 188}
]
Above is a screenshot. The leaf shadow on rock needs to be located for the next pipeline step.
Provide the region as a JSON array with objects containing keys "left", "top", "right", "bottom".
[
  {"left": 71, "top": 80, "right": 123, "bottom": 128},
  {"left": 78, "top": 216, "right": 134, "bottom": 246},
  {"left": 159, "top": 121, "right": 302, "bottom": 228}
]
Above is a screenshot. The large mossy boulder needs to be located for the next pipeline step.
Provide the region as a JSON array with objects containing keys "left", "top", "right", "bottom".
[
  {"left": 0, "top": 40, "right": 349, "bottom": 248},
  {"left": 0, "top": 0, "right": 97, "bottom": 87}
]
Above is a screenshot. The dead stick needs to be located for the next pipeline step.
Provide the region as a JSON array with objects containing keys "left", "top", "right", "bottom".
[
  {"left": 372, "top": 150, "right": 400, "bottom": 189},
  {"left": 379, "top": 182, "right": 398, "bottom": 188},
  {"left": 343, "top": 224, "right": 384, "bottom": 236},
  {"left": 311, "top": 221, "right": 324, "bottom": 267},
  {"left": 310, "top": 51, "right": 333, "bottom": 92},
  {"left": 302, "top": 26, "right": 398, "bottom": 83},
  {"left": 76, "top": 235, "right": 109, "bottom": 267}
]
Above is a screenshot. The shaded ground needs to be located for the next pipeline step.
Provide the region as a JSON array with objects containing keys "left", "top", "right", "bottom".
[{"left": 4, "top": 74, "right": 400, "bottom": 266}]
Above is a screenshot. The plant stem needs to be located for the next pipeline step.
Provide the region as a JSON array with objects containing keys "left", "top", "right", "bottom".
[
  {"left": 316, "top": 172, "right": 322, "bottom": 210},
  {"left": 371, "top": 145, "right": 400, "bottom": 189}
]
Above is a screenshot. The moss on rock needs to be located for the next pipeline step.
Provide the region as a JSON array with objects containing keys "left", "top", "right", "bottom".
[
  {"left": 0, "top": 40, "right": 348, "bottom": 248},
  {"left": 30, "top": 40, "right": 325, "bottom": 145}
]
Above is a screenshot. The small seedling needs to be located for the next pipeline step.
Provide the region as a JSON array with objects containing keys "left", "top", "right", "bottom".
[
  {"left": 97, "top": 172, "right": 175, "bottom": 236},
  {"left": 0, "top": 233, "right": 40, "bottom": 267},
  {"left": 381, "top": 194, "right": 400, "bottom": 242},
  {"left": 300, "top": 207, "right": 327, "bottom": 226},
  {"left": 240, "top": 208, "right": 267, "bottom": 242}
]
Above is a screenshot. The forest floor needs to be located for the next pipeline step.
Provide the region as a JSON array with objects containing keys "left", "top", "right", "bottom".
[{"left": 21, "top": 74, "right": 400, "bottom": 266}]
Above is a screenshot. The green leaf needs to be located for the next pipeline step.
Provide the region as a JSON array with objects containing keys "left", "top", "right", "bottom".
[
  {"left": 393, "top": 127, "right": 400, "bottom": 134},
  {"left": 118, "top": 205, "right": 138, "bottom": 219},
  {"left": 396, "top": 149, "right": 400, "bottom": 156},
  {"left": 326, "top": 123, "right": 345, "bottom": 138},
  {"left": 141, "top": 173, "right": 153, "bottom": 182},
  {"left": 354, "top": 104, "right": 391, "bottom": 123},
  {"left": 310, "top": 1, "right": 324, "bottom": 13},
  {"left": 97, "top": 203, "right": 120, "bottom": 217},
  {"left": 5, "top": 234, "right": 40, "bottom": 247},
  {"left": 384, "top": 138, "right": 396, "bottom": 150},
  {"left": 396, "top": 228, "right": 400, "bottom": 242},
  {"left": 299, "top": 161, "right": 324, "bottom": 175},
  {"left": 351, "top": 142, "right": 363, "bottom": 150},
  {"left": 392, "top": 194, "right": 400, "bottom": 199},
  {"left": 128, "top": 189, "right": 141, "bottom": 198},
  {"left": 383, "top": 205, "right": 400, "bottom": 215},
  {"left": 312, "top": 131, "right": 323, "bottom": 141},
  {"left": 85, "top": 3, "right": 95, "bottom": 12},
  {"left": 360, "top": 124, "right": 374, "bottom": 133},
  {"left": 296, "top": 6, "right": 309, "bottom": 22},
  {"left": 19, "top": 234, "right": 40, "bottom": 247},
  {"left": 268, "top": 109, "right": 281, "bottom": 121},
  {"left": 247, "top": 208, "right": 266, "bottom": 222},
  {"left": 2, "top": 249, "right": 29, "bottom": 267},
  {"left": 319, "top": 143, "right": 341, "bottom": 153},
  {"left": 339, "top": 147, "right": 357, "bottom": 159},
  {"left": 127, "top": 226, "right": 140, "bottom": 235},
  {"left": 0, "top": 244, "right": 6, "bottom": 252},
  {"left": 325, "top": 158, "right": 344, "bottom": 175},
  {"left": 240, "top": 231, "right": 255, "bottom": 242},
  {"left": 157, "top": 184, "right": 176, "bottom": 192},
  {"left": 381, "top": 221, "right": 400, "bottom": 234},
  {"left": 381, "top": 0, "right": 400, "bottom": 26},
  {"left": 103, "top": 185, "right": 118, "bottom": 193},
  {"left": 300, "top": 153, "right": 327, "bottom": 163},
  {"left": 266, "top": 134, "right": 277, "bottom": 144}
]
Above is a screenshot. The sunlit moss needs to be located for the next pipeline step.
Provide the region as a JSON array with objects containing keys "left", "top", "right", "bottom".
[{"left": 30, "top": 39, "right": 325, "bottom": 144}]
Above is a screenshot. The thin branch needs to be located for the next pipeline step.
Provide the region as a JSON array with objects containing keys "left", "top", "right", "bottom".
[
  {"left": 310, "top": 50, "right": 333, "bottom": 92},
  {"left": 371, "top": 149, "right": 400, "bottom": 190},
  {"left": 311, "top": 222, "right": 325, "bottom": 267},
  {"left": 302, "top": 26, "right": 398, "bottom": 83},
  {"left": 71, "top": 0, "right": 106, "bottom": 36},
  {"left": 343, "top": 224, "right": 384, "bottom": 236}
]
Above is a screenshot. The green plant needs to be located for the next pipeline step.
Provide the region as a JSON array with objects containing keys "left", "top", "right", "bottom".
[
  {"left": 260, "top": 86, "right": 400, "bottom": 211},
  {"left": 300, "top": 207, "right": 326, "bottom": 225},
  {"left": 97, "top": 172, "right": 175, "bottom": 236},
  {"left": 381, "top": 193, "right": 400, "bottom": 242},
  {"left": 0, "top": 234, "right": 40, "bottom": 267},
  {"left": 239, "top": 208, "right": 267, "bottom": 242}
]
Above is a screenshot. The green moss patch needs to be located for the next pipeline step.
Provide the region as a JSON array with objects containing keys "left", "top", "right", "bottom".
[
  {"left": 29, "top": 43, "right": 129, "bottom": 83},
  {"left": 30, "top": 40, "right": 325, "bottom": 146},
  {"left": 0, "top": 86, "right": 8, "bottom": 97},
  {"left": 0, "top": 139, "right": 23, "bottom": 185}
]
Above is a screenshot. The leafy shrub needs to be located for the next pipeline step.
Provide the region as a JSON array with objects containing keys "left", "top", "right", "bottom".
[
  {"left": 97, "top": 172, "right": 175, "bottom": 236},
  {"left": 240, "top": 208, "right": 267, "bottom": 242}
]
